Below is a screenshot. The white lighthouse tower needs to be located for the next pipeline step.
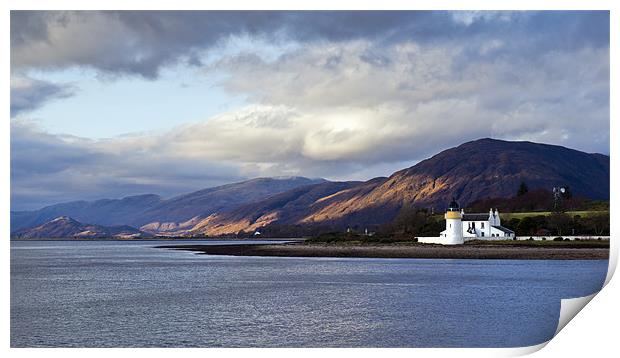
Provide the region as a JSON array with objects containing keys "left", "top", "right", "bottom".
[{"left": 444, "top": 198, "right": 464, "bottom": 245}]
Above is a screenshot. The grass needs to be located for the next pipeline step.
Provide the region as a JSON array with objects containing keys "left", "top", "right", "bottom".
[
  {"left": 430, "top": 210, "right": 608, "bottom": 221},
  {"left": 501, "top": 210, "right": 608, "bottom": 220}
]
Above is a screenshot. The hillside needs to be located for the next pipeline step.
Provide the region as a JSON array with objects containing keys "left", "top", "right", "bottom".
[
  {"left": 134, "top": 177, "right": 325, "bottom": 229},
  {"left": 11, "top": 177, "right": 324, "bottom": 232},
  {"left": 13, "top": 216, "right": 147, "bottom": 239},
  {"left": 296, "top": 138, "right": 609, "bottom": 225},
  {"left": 10, "top": 194, "right": 163, "bottom": 232},
  {"left": 189, "top": 179, "right": 385, "bottom": 236},
  {"left": 189, "top": 138, "right": 609, "bottom": 235},
  {"left": 12, "top": 138, "right": 609, "bottom": 237}
]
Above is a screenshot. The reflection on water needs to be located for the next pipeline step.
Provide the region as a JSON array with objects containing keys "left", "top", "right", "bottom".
[{"left": 11, "top": 240, "right": 608, "bottom": 347}]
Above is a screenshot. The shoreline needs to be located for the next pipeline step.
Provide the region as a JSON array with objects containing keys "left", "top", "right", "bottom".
[{"left": 156, "top": 243, "right": 609, "bottom": 260}]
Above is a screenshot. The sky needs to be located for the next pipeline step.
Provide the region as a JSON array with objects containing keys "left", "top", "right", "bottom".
[{"left": 10, "top": 10, "right": 610, "bottom": 210}]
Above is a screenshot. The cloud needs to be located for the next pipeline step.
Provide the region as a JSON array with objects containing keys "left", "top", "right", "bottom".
[
  {"left": 10, "top": 120, "right": 244, "bottom": 210},
  {"left": 10, "top": 75, "right": 75, "bottom": 116},
  {"left": 210, "top": 39, "right": 609, "bottom": 155},
  {"left": 450, "top": 11, "right": 515, "bottom": 26},
  {"left": 10, "top": 11, "right": 610, "bottom": 210},
  {"left": 11, "top": 11, "right": 609, "bottom": 77}
]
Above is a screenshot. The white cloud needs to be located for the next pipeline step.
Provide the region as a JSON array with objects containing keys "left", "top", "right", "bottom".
[{"left": 209, "top": 40, "right": 609, "bottom": 156}]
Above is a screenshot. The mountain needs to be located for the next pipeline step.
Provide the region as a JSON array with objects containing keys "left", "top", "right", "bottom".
[
  {"left": 13, "top": 216, "right": 147, "bottom": 239},
  {"left": 11, "top": 177, "right": 325, "bottom": 232},
  {"left": 299, "top": 138, "right": 609, "bottom": 223},
  {"left": 189, "top": 138, "right": 609, "bottom": 235},
  {"left": 189, "top": 179, "right": 383, "bottom": 236},
  {"left": 134, "top": 177, "right": 325, "bottom": 231},
  {"left": 12, "top": 139, "right": 609, "bottom": 237},
  {"left": 10, "top": 194, "right": 163, "bottom": 232}
]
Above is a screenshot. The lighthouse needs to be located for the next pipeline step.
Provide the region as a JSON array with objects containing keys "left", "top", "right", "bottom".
[
  {"left": 443, "top": 198, "right": 464, "bottom": 245},
  {"left": 417, "top": 199, "right": 514, "bottom": 244}
]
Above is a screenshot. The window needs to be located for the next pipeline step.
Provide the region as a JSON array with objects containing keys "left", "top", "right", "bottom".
[
  {"left": 481, "top": 222, "right": 485, "bottom": 228},
  {"left": 482, "top": 231, "right": 485, "bottom": 237}
]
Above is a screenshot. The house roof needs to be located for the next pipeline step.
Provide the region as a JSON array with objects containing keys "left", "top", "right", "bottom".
[
  {"left": 462, "top": 213, "right": 490, "bottom": 221},
  {"left": 492, "top": 225, "right": 514, "bottom": 234}
]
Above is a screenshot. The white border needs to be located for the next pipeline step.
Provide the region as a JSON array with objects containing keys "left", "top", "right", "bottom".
[{"left": 3, "top": 1, "right": 617, "bottom": 357}]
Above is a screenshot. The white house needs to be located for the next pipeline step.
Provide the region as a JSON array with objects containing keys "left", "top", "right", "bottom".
[
  {"left": 459, "top": 208, "right": 515, "bottom": 239},
  {"left": 419, "top": 198, "right": 514, "bottom": 245}
]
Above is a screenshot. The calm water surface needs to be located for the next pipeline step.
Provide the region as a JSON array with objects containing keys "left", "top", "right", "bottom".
[{"left": 11, "top": 240, "right": 608, "bottom": 348}]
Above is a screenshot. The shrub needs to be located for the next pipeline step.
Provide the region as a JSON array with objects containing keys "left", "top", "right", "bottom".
[
  {"left": 553, "top": 237, "right": 564, "bottom": 241},
  {"left": 541, "top": 237, "right": 546, "bottom": 241}
]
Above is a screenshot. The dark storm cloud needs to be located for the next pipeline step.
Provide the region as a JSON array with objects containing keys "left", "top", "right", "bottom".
[
  {"left": 10, "top": 76, "right": 75, "bottom": 116},
  {"left": 11, "top": 11, "right": 609, "bottom": 77}
]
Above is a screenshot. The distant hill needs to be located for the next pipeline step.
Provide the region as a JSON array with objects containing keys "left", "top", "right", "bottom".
[
  {"left": 11, "top": 194, "right": 163, "bottom": 232},
  {"left": 13, "top": 216, "right": 147, "bottom": 239},
  {"left": 11, "top": 177, "right": 324, "bottom": 233},
  {"left": 189, "top": 138, "right": 609, "bottom": 235}
]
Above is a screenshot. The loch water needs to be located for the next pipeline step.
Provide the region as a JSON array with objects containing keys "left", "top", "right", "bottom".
[{"left": 10, "top": 240, "right": 608, "bottom": 348}]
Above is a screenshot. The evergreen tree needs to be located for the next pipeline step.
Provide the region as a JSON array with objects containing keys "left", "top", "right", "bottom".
[{"left": 517, "top": 181, "right": 529, "bottom": 196}]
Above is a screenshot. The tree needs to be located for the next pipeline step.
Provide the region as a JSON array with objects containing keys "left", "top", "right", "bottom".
[
  {"left": 390, "top": 206, "right": 417, "bottom": 235},
  {"left": 585, "top": 214, "right": 609, "bottom": 236},
  {"left": 504, "top": 218, "right": 521, "bottom": 232},
  {"left": 516, "top": 215, "right": 546, "bottom": 236},
  {"left": 517, "top": 181, "right": 529, "bottom": 197},
  {"left": 384, "top": 206, "right": 442, "bottom": 237},
  {"left": 547, "top": 212, "right": 572, "bottom": 236}
]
